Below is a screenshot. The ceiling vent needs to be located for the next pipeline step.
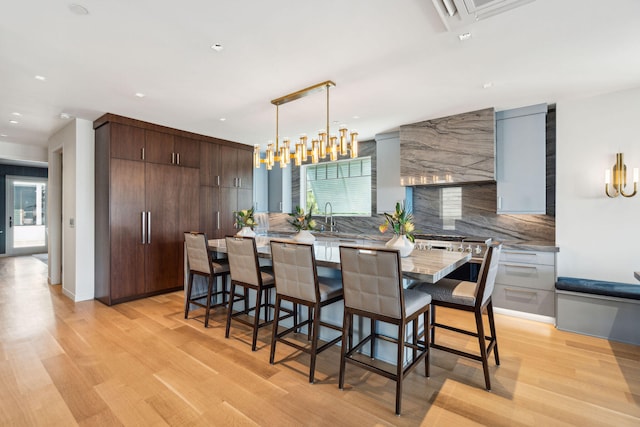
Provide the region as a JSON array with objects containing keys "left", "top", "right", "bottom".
[{"left": 432, "top": 0, "right": 535, "bottom": 30}]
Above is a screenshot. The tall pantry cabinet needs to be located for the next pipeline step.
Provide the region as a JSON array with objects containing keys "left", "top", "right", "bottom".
[{"left": 95, "top": 114, "right": 253, "bottom": 305}]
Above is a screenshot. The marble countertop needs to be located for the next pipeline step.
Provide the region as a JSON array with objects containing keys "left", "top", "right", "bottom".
[
  {"left": 210, "top": 236, "right": 470, "bottom": 284},
  {"left": 265, "top": 230, "right": 558, "bottom": 252}
]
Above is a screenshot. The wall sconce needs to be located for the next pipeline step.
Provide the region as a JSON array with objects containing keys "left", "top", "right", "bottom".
[{"left": 605, "top": 152, "right": 638, "bottom": 198}]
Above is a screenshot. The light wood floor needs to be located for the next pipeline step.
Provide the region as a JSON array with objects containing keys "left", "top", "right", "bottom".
[{"left": 1, "top": 255, "right": 639, "bottom": 426}]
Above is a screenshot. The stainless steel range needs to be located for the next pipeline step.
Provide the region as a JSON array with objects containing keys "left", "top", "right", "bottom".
[{"left": 413, "top": 234, "right": 491, "bottom": 264}]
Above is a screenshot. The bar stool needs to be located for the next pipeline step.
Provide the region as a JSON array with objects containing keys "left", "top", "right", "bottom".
[
  {"left": 412, "top": 242, "right": 502, "bottom": 390},
  {"left": 184, "top": 232, "right": 230, "bottom": 327},
  {"left": 269, "top": 240, "right": 343, "bottom": 383},
  {"left": 338, "top": 246, "right": 431, "bottom": 415},
  {"left": 224, "top": 235, "right": 278, "bottom": 351}
]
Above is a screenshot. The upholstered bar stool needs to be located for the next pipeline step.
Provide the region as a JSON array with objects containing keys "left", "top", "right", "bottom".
[
  {"left": 269, "top": 240, "right": 343, "bottom": 383},
  {"left": 412, "top": 242, "right": 502, "bottom": 390},
  {"left": 184, "top": 232, "right": 230, "bottom": 327},
  {"left": 225, "top": 235, "right": 278, "bottom": 351},
  {"left": 338, "top": 246, "right": 431, "bottom": 416}
]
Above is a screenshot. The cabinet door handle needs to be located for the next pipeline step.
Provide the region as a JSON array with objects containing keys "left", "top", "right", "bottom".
[
  {"left": 502, "top": 263, "right": 537, "bottom": 269},
  {"left": 177, "top": 153, "right": 180, "bottom": 165},
  {"left": 147, "top": 211, "right": 151, "bottom": 244},
  {"left": 216, "top": 176, "right": 220, "bottom": 186},
  {"left": 216, "top": 212, "right": 220, "bottom": 229},
  {"left": 141, "top": 147, "right": 145, "bottom": 161},
  {"left": 171, "top": 152, "right": 175, "bottom": 164},
  {"left": 141, "top": 212, "right": 146, "bottom": 244},
  {"left": 238, "top": 178, "right": 242, "bottom": 188},
  {"left": 279, "top": 201, "right": 282, "bottom": 212},
  {"left": 504, "top": 287, "right": 538, "bottom": 295}
]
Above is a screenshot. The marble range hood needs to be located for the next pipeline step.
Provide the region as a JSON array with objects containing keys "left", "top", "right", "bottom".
[{"left": 399, "top": 107, "right": 495, "bottom": 186}]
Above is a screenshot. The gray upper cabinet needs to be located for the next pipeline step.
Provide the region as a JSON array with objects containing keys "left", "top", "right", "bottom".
[
  {"left": 253, "top": 165, "right": 268, "bottom": 212},
  {"left": 496, "top": 104, "right": 547, "bottom": 214},
  {"left": 376, "top": 131, "right": 404, "bottom": 213},
  {"left": 268, "top": 166, "right": 292, "bottom": 213}
]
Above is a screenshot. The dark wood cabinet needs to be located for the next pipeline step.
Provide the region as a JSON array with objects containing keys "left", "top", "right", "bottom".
[
  {"left": 220, "top": 145, "right": 253, "bottom": 189},
  {"left": 108, "top": 158, "right": 146, "bottom": 300},
  {"left": 219, "top": 146, "right": 254, "bottom": 235},
  {"left": 200, "top": 186, "right": 221, "bottom": 239},
  {"left": 110, "top": 122, "right": 145, "bottom": 161},
  {"left": 174, "top": 136, "right": 201, "bottom": 168},
  {"left": 144, "top": 163, "right": 199, "bottom": 293},
  {"left": 145, "top": 130, "right": 200, "bottom": 167},
  {"left": 200, "top": 142, "right": 221, "bottom": 187},
  {"left": 95, "top": 116, "right": 201, "bottom": 305},
  {"left": 95, "top": 113, "right": 250, "bottom": 304},
  {"left": 201, "top": 140, "right": 253, "bottom": 237}
]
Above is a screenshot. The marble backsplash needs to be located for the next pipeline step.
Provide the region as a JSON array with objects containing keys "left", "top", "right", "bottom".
[{"left": 268, "top": 182, "right": 554, "bottom": 243}]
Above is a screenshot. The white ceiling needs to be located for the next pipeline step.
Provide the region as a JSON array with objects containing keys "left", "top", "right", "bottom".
[{"left": 1, "top": 0, "right": 640, "bottom": 159}]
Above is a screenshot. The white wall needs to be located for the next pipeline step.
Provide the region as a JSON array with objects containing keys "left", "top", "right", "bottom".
[
  {"left": 0, "top": 140, "right": 47, "bottom": 164},
  {"left": 556, "top": 86, "right": 640, "bottom": 284},
  {"left": 47, "top": 119, "right": 95, "bottom": 301}
]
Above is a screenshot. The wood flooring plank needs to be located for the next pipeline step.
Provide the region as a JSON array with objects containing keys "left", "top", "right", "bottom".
[{"left": 1, "top": 255, "right": 640, "bottom": 426}]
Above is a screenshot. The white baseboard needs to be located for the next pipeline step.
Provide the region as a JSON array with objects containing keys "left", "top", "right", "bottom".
[{"left": 494, "top": 307, "right": 555, "bottom": 325}]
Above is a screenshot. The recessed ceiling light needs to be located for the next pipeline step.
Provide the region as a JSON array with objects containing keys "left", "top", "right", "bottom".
[
  {"left": 211, "top": 43, "right": 224, "bottom": 52},
  {"left": 135, "top": 92, "right": 145, "bottom": 98},
  {"left": 60, "top": 113, "right": 71, "bottom": 119},
  {"left": 458, "top": 32, "right": 472, "bottom": 41},
  {"left": 12, "top": 112, "right": 21, "bottom": 117},
  {"left": 219, "top": 118, "right": 226, "bottom": 121},
  {"left": 352, "top": 115, "right": 360, "bottom": 120},
  {"left": 35, "top": 75, "right": 47, "bottom": 81},
  {"left": 0, "top": 134, "right": 7, "bottom": 137},
  {"left": 9, "top": 120, "right": 19, "bottom": 124},
  {"left": 69, "top": 4, "right": 89, "bottom": 15},
  {"left": 482, "top": 82, "right": 493, "bottom": 89}
]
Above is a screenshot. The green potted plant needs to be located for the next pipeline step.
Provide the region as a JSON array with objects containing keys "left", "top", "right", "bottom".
[
  {"left": 379, "top": 202, "right": 415, "bottom": 257},
  {"left": 288, "top": 205, "right": 317, "bottom": 243},
  {"left": 235, "top": 207, "right": 257, "bottom": 237}
]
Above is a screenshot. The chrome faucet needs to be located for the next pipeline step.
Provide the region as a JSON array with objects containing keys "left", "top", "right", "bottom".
[{"left": 324, "top": 202, "right": 336, "bottom": 232}]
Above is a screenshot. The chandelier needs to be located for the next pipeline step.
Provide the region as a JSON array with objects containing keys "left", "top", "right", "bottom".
[{"left": 253, "top": 80, "right": 358, "bottom": 170}]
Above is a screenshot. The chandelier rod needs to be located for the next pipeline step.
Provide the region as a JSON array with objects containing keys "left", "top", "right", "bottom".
[{"left": 271, "top": 80, "right": 335, "bottom": 106}]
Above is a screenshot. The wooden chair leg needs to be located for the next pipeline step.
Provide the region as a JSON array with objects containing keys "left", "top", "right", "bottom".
[
  {"left": 309, "top": 304, "right": 321, "bottom": 383},
  {"left": 430, "top": 305, "right": 437, "bottom": 345},
  {"left": 370, "top": 318, "right": 376, "bottom": 359},
  {"left": 475, "top": 308, "right": 491, "bottom": 390},
  {"left": 204, "top": 274, "right": 214, "bottom": 328},
  {"left": 184, "top": 271, "right": 194, "bottom": 319},
  {"left": 339, "top": 311, "right": 351, "bottom": 390},
  {"left": 252, "top": 287, "right": 263, "bottom": 351},
  {"left": 225, "top": 282, "right": 236, "bottom": 339},
  {"left": 487, "top": 301, "right": 500, "bottom": 365},
  {"left": 307, "top": 306, "right": 313, "bottom": 341},
  {"left": 424, "top": 308, "right": 430, "bottom": 378},
  {"left": 269, "top": 295, "right": 282, "bottom": 364},
  {"left": 395, "top": 322, "right": 405, "bottom": 415}
]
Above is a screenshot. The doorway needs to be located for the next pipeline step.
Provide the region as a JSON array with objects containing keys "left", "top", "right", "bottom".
[{"left": 5, "top": 176, "right": 47, "bottom": 255}]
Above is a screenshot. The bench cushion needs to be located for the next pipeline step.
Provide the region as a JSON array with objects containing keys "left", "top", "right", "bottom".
[{"left": 555, "top": 276, "right": 640, "bottom": 301}]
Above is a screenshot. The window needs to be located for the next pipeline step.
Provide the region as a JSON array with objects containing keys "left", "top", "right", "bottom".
[{"left": 301, "top": 157, "right": 371, "bottom": 216}]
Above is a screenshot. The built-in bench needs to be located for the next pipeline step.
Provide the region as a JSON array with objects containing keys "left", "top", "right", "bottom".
[{"left": 555, "top": 276, "right": 640, "bottom": 345}]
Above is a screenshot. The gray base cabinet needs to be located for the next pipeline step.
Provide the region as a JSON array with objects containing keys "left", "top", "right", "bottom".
[{"left": 493, "top": 249, "right": 556, "bottom": 317}]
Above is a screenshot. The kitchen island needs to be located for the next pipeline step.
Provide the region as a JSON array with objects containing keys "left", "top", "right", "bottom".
[
  {"left": 187, "top": 234, "right": 472, "bottom": 364},
  {"left": 207, "top": 235, "right": 471, "bottom": 284}
]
